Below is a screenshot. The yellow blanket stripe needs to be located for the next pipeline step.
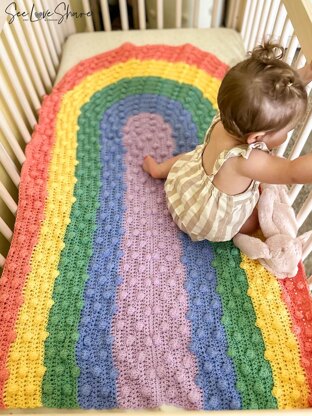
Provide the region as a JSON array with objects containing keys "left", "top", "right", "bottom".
[
  {"left": 4, "top": 59, "right": 220, "bottom": 407},
  {"left": 87, "top": 59, "right": 220, "bottom": 108},
  {"left": 240, "top": 254, "right": 309, "bottom": 409},
  {"left": 4, "top": 121, "right": 78, "bottom": 407}
]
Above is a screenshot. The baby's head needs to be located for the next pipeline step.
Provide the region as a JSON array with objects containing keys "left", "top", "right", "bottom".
[{"left": 217, "top": 42, "right": 308, "bottom": 148}]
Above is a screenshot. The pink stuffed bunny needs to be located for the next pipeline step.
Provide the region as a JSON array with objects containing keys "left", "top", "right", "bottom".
[{"left": 233, "top": 184, "right": 312, "bottom": 279}]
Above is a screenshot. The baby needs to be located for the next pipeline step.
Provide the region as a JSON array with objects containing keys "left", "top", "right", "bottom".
[{"left": 143, "top": 42, "right": 312, "bottom": 242}]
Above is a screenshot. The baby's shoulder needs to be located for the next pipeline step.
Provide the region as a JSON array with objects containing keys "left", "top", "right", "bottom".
[{"left": 231, "top": 146, "right": 295, "bottom": 185}]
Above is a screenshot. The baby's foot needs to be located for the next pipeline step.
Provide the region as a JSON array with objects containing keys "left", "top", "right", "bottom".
[{"left": 142, "top": 155, "right": 162, "bottom": 178}]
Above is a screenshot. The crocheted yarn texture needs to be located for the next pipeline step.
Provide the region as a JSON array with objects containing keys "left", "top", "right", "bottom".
[{"left": 0, "top": 43, "right": 311, "bottom": 411}]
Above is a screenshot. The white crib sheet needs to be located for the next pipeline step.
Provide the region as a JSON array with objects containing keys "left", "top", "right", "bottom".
[{"left": 55, "top": 28, "right": 246, "bottom": 84}]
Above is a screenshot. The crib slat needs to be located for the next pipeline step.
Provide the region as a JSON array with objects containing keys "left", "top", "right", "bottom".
[
  {"left": 0, "top": 40, "right": 37, "bottom": 128},
  {"left": 226, "top": 0, "right": 236, "bottom": 28},
  {"left": 175, "top": 0, "right": 182, "bottom": 28},
  {"left": 296, "top": 54, "right": 311, "bottom": 97},
  {"left": 0, "top": 111, "right": 26, "bottom": 166},
  {"left": 231, "top": 0, "right": 241, "bottom": 30},
  {"left": 2, "top": 22, "right": 41, "bottom": 112},
  {"left": 0, "top": 253, "right": 5, "bottom": 269},
  {"left": 65, "top": 2, "right": 77, "bottom": 36},
  {"left": 157, "top": 0, "right": 164, "bottom": 29},
  {"left": 0, "top": 143, "right": 21, "bottom": 187},
  {"left": 243, "top": 0, "right": 257, "bottom": 51},
  {"left": 288, "top": 111, "right": 312, "bottom": 160},
  {"left": 275, "top": 128, "right": 293, "bottom": 157},
  {"left": 100, "top": 0, "right": 112, "bottom": 31},
  {"left": 272, "top": 1, "right": 287, "bottom": 40},
  {"left": 82, "top": 0, "right": 94, "bottom": 31},
  {"left": 211, "top": 0, "right": 219, "bottom": 28},
  {"left": 257, "top": 0, "right": 272, "bottom": 45},
  {"left": 19, "top": 1, "right": 53, "bottom": 89},
  {"left": 55, "top": 18, "right": 66, "bottom": 45},
  {"left": 287, "top": 109, "right": 312, "bottom": 206},
  {"left": 0, "top": 181, "right": 17, "bottom": 215},
  {"left": 23, "top": 0, "right": 56, "bottom": 79},
  {"left": 284, "top": 34, "right": 299, "bottom": 65},
  {"left": 138, "top": 0, "right": 146, "bottom": 29},
  {"left": 280, "top": 17, "right": 292, "bottom": 48},
  {"left": 0, "top": 217, "right": 13, "bottom": 243},
  {"left": 295, "top": 50, "right": 306, "bottom": 69},
  {"left": 247, "top": 0, "right": 265, "bottom": 52},
  {"left": 33, "top": 0, "right": 59, "bottom": 67},
  {"left": 59, "top": 2, "right": 70, "bottom": 37},
  {"left": 283, "top": 0, "right": 312, "bottom": 61},
  {"left": 40, "top": 0, "right": 62, "bottom": 55},
  {"left": 0, "top": 80, "right": 31, "bottom": 144},
  {"left": 46, "top": 0, "right": 66, "bottom": 44},
  {"left": 289, "top": 184, "right": 303, "bottom": 205},
  {"left": 297, "top": 190, "right": 312, "bottom": 228},
  {"left": 58, "top": 10, "right": 68, "bottom": 43},
  {"left": 241, "top": 0, "right": 251, "bottom": 41},
  {"left": 119, "top": 0, "right": 129, "bottom": 30},
  {"left": 303, "top": 234, "right": 312, "bottom": 262},
  {"left": 193, "top": 0, "right": 200, "bottom": 28},
  {"left": 12, "top": 16, "right": 46, "bottom": 98},
  {"left": 263, "top": 0, "right": 280, "bottom": 40}
]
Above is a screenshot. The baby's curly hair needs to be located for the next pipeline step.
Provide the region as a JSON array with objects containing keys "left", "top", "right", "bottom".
[{"left": 217, "top": 42, "right": 308, "bottom": 140}]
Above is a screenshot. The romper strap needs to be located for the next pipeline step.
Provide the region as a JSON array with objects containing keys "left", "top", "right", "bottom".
[{"left": 209, "top": 141, "right": 271, "bottom": 177}]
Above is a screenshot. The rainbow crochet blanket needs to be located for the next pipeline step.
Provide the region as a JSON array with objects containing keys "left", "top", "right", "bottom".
[{"left": 0, "top": 43, "right": 312, "bottom": 411}]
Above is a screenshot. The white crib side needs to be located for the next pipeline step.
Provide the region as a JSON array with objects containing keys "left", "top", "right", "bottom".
[{"left": 0, "top": 0, "right": 77, "bottom": 267}]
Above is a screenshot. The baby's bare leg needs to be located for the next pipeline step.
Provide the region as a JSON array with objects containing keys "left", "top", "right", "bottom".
[
  {"left": 142, "top": 153, "right": 186, "bottom": 179},
  {"left": 239, "top": 206, "right": 259, "bottom": 235}
]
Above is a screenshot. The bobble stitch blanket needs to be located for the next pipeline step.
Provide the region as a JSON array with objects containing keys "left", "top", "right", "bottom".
[{"left": 0, "top": 43, "right": 312, "bottom": 411}]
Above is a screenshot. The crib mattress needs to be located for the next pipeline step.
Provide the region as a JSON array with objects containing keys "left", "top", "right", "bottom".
[
  {"left": 1, "top": 30, "right": 312, "bottom": 415},
  {"left": 55, "top": 28, "right": 246, "bottom": 84}
]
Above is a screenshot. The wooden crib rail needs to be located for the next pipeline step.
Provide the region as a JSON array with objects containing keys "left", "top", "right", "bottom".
[{"left": 0, "top": 0, "right": 312, "bottom": 270}]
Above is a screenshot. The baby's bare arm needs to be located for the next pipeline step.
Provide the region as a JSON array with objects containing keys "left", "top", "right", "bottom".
[
  {"left": 143, "top": 153, "right": 186, "bottom": 179},
  {"left": 296, "top": 60, "right": 312, "bottom": 86},
  {"left": 234, "top": 150, "right": 312, "bottom": 185}
]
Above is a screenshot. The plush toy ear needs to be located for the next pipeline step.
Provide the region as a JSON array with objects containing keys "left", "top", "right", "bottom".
[{"left": 233, "top": 233, "right": 272, "bottom": 260}]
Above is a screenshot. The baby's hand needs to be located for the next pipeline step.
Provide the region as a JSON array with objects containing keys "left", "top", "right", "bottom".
[{"left": 297, "top": 59, "right": 312, "bottom": 86}]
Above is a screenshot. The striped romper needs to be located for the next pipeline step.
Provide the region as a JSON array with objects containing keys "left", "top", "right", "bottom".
[{"left": 164, "top": 114, "right": 271, "bottom": 242}]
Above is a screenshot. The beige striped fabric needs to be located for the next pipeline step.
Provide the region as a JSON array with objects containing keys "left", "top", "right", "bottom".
[{"left": 164, "top": 115, "right": 271, "bottom": 242}]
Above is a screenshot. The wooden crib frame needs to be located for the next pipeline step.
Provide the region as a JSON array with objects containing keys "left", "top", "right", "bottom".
[{"left": 0, "top": 0, "right": 312, "bottom": 414}]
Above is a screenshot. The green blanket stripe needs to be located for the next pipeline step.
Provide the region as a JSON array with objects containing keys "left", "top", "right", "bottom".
[
  {"left": 212, "top": 242, "right": 277, "bottom": 409},
  {"left": 43, "top": 97, "right": 102, "bottom": 407},
  {"left": 43, "top": 76, "right": 215, "bottom": 407}
]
